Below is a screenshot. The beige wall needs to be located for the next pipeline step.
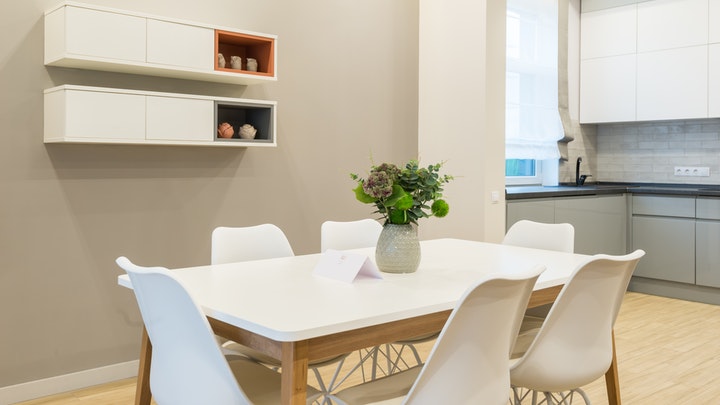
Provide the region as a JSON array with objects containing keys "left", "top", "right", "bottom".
[{"left": 0, "top": 0, "right": 419, "bottom": 387}]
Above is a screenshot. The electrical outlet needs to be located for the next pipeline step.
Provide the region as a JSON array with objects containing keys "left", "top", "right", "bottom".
[{"left": 674, "top": 166, "right": 710, "bottom": 177}]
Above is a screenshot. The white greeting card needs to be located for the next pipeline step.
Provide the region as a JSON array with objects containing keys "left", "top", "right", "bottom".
[{"left": 313, "top": 249, "right": 384, "bottom": 283}]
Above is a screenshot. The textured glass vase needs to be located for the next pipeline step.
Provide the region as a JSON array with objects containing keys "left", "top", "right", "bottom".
[{"left": 375, "top": 223, "right": 421, "bottom": 274}]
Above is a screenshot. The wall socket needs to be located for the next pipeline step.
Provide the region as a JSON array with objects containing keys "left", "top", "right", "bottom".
[{"left": 674, "top": 166, "right": 710, "bottom": 177}]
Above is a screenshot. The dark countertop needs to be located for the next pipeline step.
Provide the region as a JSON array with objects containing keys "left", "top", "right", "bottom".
[{"left": 506, "top": 183, "right": 720, "bottom": 200}]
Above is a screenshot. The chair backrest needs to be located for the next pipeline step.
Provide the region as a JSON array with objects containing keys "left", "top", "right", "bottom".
[
  {"left": 510, "top": 249, "right": 645, "bottom": 392},
  {"left": 503, "top": 220, "right": 575, "bottom": 253},
  {"left": 211, "top": 224, "right": 294, "bottom": 265},
  {"left": 116, "top": 256, "right": 251, "bottom": 405},
  {"left": 320, "top": 219, "right": 383, "bottom": 252},
  {"left": 403, "top": 265, "right": 545, "bottom": 405}
]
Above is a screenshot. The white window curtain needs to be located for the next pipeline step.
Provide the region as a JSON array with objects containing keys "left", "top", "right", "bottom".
[{"left": 506, "top": 0, "right": 562, "bottom": 160}]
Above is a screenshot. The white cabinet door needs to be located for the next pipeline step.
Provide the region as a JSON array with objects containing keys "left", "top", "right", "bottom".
[
  {"left": 64, "top": 6, "right": 146, "bottom": 63},
  {"left": 146, "top": 19, "right": 214, "bottom": 71},
  {"left": 637, "top": 0, "right": 708, "bottom": 52},
  {"left": 580, "top": 4, "right": 636, "bottom": 59},
  {"left": 580, "top": 54, "right": 636, "bottom": 123},
  {"left": 146, "top": 96, "right": 214, "bottom": 141},
  {"left": 637, "top": 46, "right": 708, "bottom": 121},
  {"left": 711, "top": 0, "right": 720, "bottom": 44},
  {"left": 65, "top": 90, "right": 146, "bottom": 140},
  {"left": 710, "top": 44, "right": 720, "bottom": 117}
]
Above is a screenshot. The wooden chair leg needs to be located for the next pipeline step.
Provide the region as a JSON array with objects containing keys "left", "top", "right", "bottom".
[
  {"left": 135, "top": 327, "right": 152, "bottom": 405},
  {"left": 605, "top": 330, "right": 621, "bottom": 405}
]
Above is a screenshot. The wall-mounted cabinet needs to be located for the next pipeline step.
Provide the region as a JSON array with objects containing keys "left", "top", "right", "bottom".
[
  {"left": 580, "top": 0, "right": 716, "bottom": 124},
  {"left": 44, "top": 85, "right": 276, "bottom": 147},
  {"left": 44, "top": 2, "right": 277, "bottom": 85}
]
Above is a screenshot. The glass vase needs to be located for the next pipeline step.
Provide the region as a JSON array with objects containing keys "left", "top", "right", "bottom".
[{"left": 375, "top": 223, "right": 421, "bottom": 274}]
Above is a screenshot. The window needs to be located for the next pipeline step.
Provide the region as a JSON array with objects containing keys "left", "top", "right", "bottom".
[{"left": 505, "top": 0, "right": 562, "bottom": 185}]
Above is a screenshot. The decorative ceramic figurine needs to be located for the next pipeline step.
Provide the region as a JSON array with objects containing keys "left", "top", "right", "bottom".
[
  {"left": 246, "top": 58, "right": 258, "bottom": 72},
  {"left": 239, "top": 124, "right": 257, "bottom": 139},
  {"left": 217, "top": 122, "right": 234, "bottom": 138},
  {"left": 217, "top": 53, "right": 226, "bottom": 68},
  {"left": 230, "top": 56, "right": 242, "bottom": 70}
]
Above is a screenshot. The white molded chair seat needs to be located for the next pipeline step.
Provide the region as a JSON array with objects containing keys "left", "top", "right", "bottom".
[
  {"left": 212, "top": 224, "right": 295, "bottom": 264},
  {"left": 116, "top": 256, "right": 320, "bottom": 405},
  {"left": 320, "top": 219, "right": 383, "bottom": 252},
  {"left": 503, "top": 220, "right": 575, "bottom": 253},
  {"left": 510, "top": 250, "right": 645, "bottom": 405},
  {"left": 331, "top": 265, "right": 546, "bottom": 405}
]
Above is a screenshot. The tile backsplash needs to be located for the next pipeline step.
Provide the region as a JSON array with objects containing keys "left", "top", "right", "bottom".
[{"left": 596, "top": 118, "right": 720, "bottom": 185}]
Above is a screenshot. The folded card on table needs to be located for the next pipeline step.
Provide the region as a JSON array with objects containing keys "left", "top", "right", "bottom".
[{"left": 313, "top": 249, "right": 383, "bottom": 283}]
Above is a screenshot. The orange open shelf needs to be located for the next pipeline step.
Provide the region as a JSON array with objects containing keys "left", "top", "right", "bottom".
[{"left": 214, "top": 30, "right": 275, "bottom": 77}]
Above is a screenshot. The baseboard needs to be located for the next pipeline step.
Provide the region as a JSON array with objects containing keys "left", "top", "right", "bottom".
[{"left": 0, "top": 360, "right": 138, "bottom": 405}]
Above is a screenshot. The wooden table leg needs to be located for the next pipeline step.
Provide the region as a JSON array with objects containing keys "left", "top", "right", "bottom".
[
  {"left": 281, "top": 341, "right": 310, "bottom": 405},
  {"left": 605, "top": 329, "right": 621, "bottom": 405},
  {"left": 135, "top": 327, "right": 152, "bottom": 405}
]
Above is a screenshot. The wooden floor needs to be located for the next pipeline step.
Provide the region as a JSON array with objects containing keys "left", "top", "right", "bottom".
[{"left": 15, "top": 292, "right": 720, "bottom": 404}]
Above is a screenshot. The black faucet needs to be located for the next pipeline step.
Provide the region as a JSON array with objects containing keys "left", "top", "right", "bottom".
[{"left": 576, "top": 157, "right": 590, "bottom": 186}]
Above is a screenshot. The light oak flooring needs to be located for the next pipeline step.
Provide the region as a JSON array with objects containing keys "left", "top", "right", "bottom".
[{"left": 15, "top": 292, "right": 720, "bottom": 404}]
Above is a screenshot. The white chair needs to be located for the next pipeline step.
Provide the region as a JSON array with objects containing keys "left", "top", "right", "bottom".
[
  {"left": 212, "top": 224, "right": 346, "bottom": 400},
  {"left": 329, "top": 265, "right": 545, "bottom": 405},
  {"left": 320, "top": 219, "right": 383, "bottom": 252},
  {"left": 503, "top": 220, "right": 575, "bottom": 325},
  {"left": 510, "top": 250, "right": 645, "bottom": 405},
  {"left": 116, "top": 256, "right": 321, "bottom": 405},
  {"left": 212, "top": 224, "right": 295, "bottom": 264},
  {"left": 503, "top": 220, "right": 575, "bottom": 253}
]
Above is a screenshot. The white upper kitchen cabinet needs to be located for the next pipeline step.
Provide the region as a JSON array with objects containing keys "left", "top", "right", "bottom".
[
  {"left": 637, "top": 46, "right": 708, "bottom": 121},
  {"left": 709, "top": 44, "right": 720, "bottom": 117},
  {"left": 637, "top": 0, "right": 708, "bottom": 52},
  {"left": 580, "top": 4, "right": 636, "bottom": 59},
  {"left": 711, "top": 0, "right": 720, "bottom": 43},
  {"left": 580, "top": 54, "right": 636, "bottom": 123}
]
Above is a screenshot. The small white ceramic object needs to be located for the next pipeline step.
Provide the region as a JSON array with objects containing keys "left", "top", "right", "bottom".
[
  {"left": 230, "top": 56, "right": 242, "bottom": 70},
  {"left": 246, "top": 58, "right": 258, "bottom": 72},
  {"left": 217, "top": 53, "right": 226, "bottom": 68},
  {"left": 239, "top": 124, "right": 257, "bottom": 139}
]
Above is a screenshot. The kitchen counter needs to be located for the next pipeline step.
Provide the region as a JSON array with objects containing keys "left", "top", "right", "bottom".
[{"left": 506, "top": 183, "right": 720, "bottom": 200}]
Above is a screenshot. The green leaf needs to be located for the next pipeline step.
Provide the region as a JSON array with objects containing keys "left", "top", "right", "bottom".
[{"left": 353, "top": 184, "right": 376, "bottom": 203}]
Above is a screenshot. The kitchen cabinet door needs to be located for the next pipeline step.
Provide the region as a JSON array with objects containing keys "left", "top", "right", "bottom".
[
  {"left": 637, "top": 0, "right": 708, "bottom": 52},
  {"left": 580, "top": 4, "right": 636, "bottom": 59},
  {"left": 632, "top": 216, "right": 695, "bottom": 284},
  {"left": 580, "top": 55, "right": 636, "bottom": 123},
  {"left": 146, "top": 19, "right": 214, "bottom": 71},
  {"left": 555, "top": 195, "right": 627, "bottom": 255},
  {"left": 696, "top": 220, "right": 720, "bottom": 288},
  {"left": 711, "top": 0, "right": 720, "bottom": 44},
  {"left": 506, "top": 199, "right": 555, "bottom": 230},
  {"left": 636, "top": 46, "right": 708, "bottom": 121},
  {"left": 710, "top": 44, "right": 720, "bottom": 118}
]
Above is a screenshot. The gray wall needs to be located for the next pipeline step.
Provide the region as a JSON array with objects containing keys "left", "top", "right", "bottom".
[{"left": 0, "top": 0, "right": 419, "bottom": 387}]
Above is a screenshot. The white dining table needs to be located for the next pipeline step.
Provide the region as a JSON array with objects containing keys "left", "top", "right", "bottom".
[{"left": 118, "top": 238, "right": 623, "bottom": 405}]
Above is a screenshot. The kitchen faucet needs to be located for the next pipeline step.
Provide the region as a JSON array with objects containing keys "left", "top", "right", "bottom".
[{"left": 576, "top": 157, "right": 590, "bottom": 186}]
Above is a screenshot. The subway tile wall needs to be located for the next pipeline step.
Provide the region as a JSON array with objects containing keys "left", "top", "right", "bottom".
[{"left": 596, "top": 118, "right": 720, "bottom": 184}]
